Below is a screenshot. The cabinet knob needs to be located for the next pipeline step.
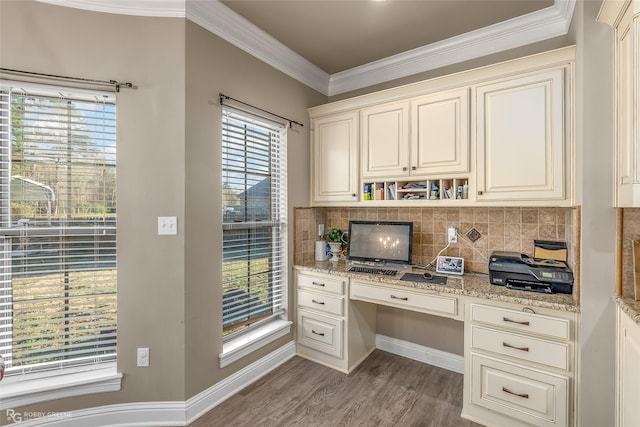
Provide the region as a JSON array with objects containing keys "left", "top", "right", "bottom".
[
  {"left": 402, "top": 167, "right": 407, "bottom": 171},
  {"left": 352, "top": 193, "right": 356, "bottom": 197},
  {"left": 411, "top": 166, "right": 416, "bottom": 170},
  {"left": 477, "top": 191, "right": 483, "bottom": 195}
]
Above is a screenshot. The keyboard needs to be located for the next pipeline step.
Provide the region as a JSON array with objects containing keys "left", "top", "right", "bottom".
[{"left": 348, "top": 266, "right": 398, "bottom": 276}]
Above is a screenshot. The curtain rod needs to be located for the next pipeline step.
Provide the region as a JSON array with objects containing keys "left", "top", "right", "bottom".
[
  {"left": 219, "top": 93, "right": 303, "bottom": 129},
  {"left": 0, "top": 68, "right": 134, "bottom": 92}
]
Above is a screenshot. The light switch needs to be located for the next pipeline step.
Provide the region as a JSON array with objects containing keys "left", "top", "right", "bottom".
[{"left": 158, "top": 216, "right": 177, "bottom": 235}]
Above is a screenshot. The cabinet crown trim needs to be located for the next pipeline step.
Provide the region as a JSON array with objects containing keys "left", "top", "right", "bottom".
[{"left": 309, "top": 46, "right": 575, "bottom": 118}]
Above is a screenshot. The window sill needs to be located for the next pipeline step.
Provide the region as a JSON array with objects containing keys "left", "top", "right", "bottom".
[
  {"left": 220, "top": 319, "right": 292, "bottom": 368},
  {"left": 0, "top": 363, "right": 122, "bottom": 410}
]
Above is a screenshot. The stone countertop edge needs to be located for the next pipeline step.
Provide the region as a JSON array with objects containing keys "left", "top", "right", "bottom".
[
  {"left": 616, "top": 296, "right": 640, "bottom": 325},
  {"left": 294, "top": 260, "right": 579, "bottom": 313}
]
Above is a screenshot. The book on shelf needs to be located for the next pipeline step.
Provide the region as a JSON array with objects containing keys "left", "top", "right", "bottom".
[{"left": 387, "top": 183, "right": 396, "bottom": 200}]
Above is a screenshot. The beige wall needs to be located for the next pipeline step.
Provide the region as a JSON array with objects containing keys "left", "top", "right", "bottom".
[
  {"left": 183, "top": 20, "right": 325, "bottom": 397},
  {"left": 0, "top": 0, "right": 325, "bottom": 420},
  {"left": 1, "top": 0, "right": 189, "bottom": 416}
]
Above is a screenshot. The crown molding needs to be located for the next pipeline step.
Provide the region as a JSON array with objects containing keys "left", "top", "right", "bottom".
[
  {"left": 35, "top": 0, "right": 575, "bottom": 96},
  {"left": 36, "top": 0, "right": 186, "bottom": 17},
  {"left": 327, "top": 0, "right": 576, "bottom": 96},
  {"left": 185, "top": 1, "right": 329, "bottom": 95}
]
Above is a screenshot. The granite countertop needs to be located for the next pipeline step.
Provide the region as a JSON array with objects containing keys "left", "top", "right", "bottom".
[
  {"left": 294, "top": 260, "right": 579, "bottom": 313},
  {"left": 616, "top": 296, "right": 640, "bottom": 325}
]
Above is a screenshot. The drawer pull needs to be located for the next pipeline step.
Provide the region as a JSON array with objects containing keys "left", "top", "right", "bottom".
[
  {"left": 390, "top": 295, "right": 408, "bottom": 301},
  {"left": 311, "top": 281, "right": 326, "bottom": 287},
  {"left": 311, "top": 329, "right": 325, "bottom": 337},
  {"left": 503, "top": 317, "right": 530, "bottom": 326},
  {"left": 502, "top": 342, "right": 530, "bottom": 352},
  {"left": 502, "top": 387, "right": 529, "bottom": 399},
  {"left": 311, "top": 299, "right": 325, "bottom": 305}
]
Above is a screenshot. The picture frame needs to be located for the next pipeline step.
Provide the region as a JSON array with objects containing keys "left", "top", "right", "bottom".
[{"left": 436, "top": 256, "right": 464, "bottom": 275}]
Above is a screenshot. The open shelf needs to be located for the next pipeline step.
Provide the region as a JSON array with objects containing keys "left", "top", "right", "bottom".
[{"left": 363, "top": 178, "right": 469, "bottom": 202}]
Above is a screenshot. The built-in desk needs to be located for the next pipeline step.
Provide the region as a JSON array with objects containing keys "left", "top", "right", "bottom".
[{"left": 293, "top": 261, "right": 579, "bottom": 427}]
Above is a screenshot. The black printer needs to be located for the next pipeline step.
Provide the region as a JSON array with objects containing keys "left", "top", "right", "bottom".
[{"left": 488, "top": 251, "right": 574, "bottom": 294}]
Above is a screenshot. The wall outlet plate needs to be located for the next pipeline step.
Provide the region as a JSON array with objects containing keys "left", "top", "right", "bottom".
[
  {"left": 158, "top": 216, "right": 177, "bottom": 235},
  {"left": 447, "top": 227, "right": 458, "bottom": 243},
  {"left": 137, "top": 347, "right": 149, "bottom": 367}
]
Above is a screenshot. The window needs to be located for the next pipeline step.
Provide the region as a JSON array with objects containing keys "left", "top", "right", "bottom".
[
  {"left": 0, "top": 83, "right": 117, "bottom": 381},
  {"left": 221, "top": 106, "right": 287, "bottom": 343}
]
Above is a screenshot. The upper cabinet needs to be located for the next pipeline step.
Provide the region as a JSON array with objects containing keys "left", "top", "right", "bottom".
[
  {"left": 361, "top": 101, "right": 410, "bottom": 178},
  {"left": 599, "top": 0, "right": 640, "bottom": 207},
  {"left": 411, "top": 88, "right": 470, "bottom": 175},
  {"left": 311, "top": 111, "right": 359, "bottom": 204},
  {"left": 360, "top": 89, "right": 469, "bottom": 179},
  {"left": 475, "top": 69, "right": 567, "bottom": 202},
  {"left": 308, "top": 46, "right": 575, "bottom": 207}
]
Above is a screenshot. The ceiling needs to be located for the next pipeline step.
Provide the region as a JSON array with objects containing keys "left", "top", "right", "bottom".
[
  {"left": 221, "top": 0, "right": 554, "bottom": 75},
  {"left": 38, "top": 0, "right": 575, "bottom": 95}
]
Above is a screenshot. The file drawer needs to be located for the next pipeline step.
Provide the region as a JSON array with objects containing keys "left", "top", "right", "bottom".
[
  {"left": 297, "top": 272, "right": 345, "bottom": 295},
  {"left": 471, "top": 325, "right": 569, "bottom": 370},
  {"left": 298, "top": 289, "right": 344, "bottom": 316},
  {"left": 297, "top": 309, "right": 343, "bottom": 359},
  {"left": 470, "top": 353, "right": 568, "bottom": 427},
  {"left": 470, "top": 304, "right": 571, "bottom": 340}
]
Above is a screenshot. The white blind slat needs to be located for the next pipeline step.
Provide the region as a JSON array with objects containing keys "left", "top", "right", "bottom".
[
  {"left": 222, "top": 106, "right": 287, "bottom": 335},
  {"left": 0, "top": 85, "right": 117, "bottom": 376}
]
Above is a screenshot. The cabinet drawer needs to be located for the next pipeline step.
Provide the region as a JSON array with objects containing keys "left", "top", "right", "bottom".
[
  {"left": 298, "top": 289, "right": 344, "bottom": 316},
  {"left": 471, "top": 325, "right": 569, "bottom": 370},
  {"left": 351, "top": 281, "right": 457, "bottom": 316},
  {"left": 297, "top": 309, "right": 343, "bottom": 358},
  {"left": 470, "top": 353, "right": 568, "bottom": 427},
  {"left": 470, "top": 304, "right": 571, "bottom": 340},
  {"left": 297, "top": 272, "right": 345, "bottom": 295}
]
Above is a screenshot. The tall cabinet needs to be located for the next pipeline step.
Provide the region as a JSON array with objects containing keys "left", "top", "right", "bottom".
[
  {"left": 599, "top": 0, "right": 640, "bottom": 207},
  {"left": 617, "top": 307, "right": 640, "bottom": 427}
]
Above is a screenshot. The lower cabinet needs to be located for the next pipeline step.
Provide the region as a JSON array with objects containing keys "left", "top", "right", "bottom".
[
  {"left": 462, "top": 301, "right": 577, "bottom": 427},
  {"left": 294, "top": 268, "right": 580, "bottom": 426},
  {"left": 617, "top": 306, "right": 640, "bottom": 427},
  {"left": 295, "top": 271, "right": 376, "bottom": 373}
]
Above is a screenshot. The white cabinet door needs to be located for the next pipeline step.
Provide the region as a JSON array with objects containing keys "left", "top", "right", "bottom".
[
  {"left": 361, "top": 101, "right": 410, "bottom": 178},
  {"left": 311, "top": 111, "right": 359, "bottom": 203},
  {"left": 618, "top": 307, "right": 640, "bottom": 427},
  {"left": 475, "top": 69, "right": 567, "bottom": 202},
  {"left": 614, "top": 7, "right": 640, "bottom": 206},
  {"left": 411, "top": 88, "right": 470, "bottom": 175}
]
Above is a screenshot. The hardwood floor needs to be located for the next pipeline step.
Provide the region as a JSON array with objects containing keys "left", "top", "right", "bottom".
[{"left": 189, "top": 350, "right": 481, "bottom": 427}]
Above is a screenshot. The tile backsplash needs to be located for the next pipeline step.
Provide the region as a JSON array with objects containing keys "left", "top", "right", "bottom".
[
  {"left": 295, "top": 207, "right": 579, "bottom": 278},
  {"left": 620, "top": 208, "right": 640, "bottom": 298}
]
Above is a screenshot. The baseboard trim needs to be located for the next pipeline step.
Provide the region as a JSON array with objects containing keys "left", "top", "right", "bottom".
[
  {"left": 376, "top": 334, "right": 464, "bottom": 374},
  {"left": 186, "top": 340, "right": 296, "bottom": 423},
  {"left": 12, "top": 341, "right": 296, "bottom": 427}
]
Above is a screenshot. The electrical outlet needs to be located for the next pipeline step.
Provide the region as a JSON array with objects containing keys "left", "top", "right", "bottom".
[
  {"left": 447, "top": 227, "right": 458, "bottom": 243},
  {"left": 137, "top": 347, "right": 149, "bottom": 367}
]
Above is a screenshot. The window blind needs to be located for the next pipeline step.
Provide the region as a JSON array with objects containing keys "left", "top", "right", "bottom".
[
  {"left": 221, "top": 106, "right": 287, "bottom": 336},
  {"left": 0, "top": 83, "right": 117, "bottom": 376}
]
